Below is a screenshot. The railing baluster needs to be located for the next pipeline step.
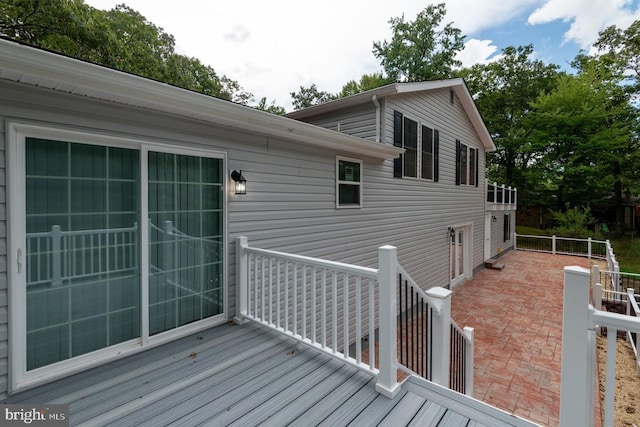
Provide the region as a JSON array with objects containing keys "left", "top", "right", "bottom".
[
  {"left": 321, "top": 269, "right": 327, "bottom": 349},
  {"left": 302, "top": 265, "right": 307, "bottom": 340},
  {"left": 312, "top": 266, "right": 317, "bottom": 343},
  {"left": 368, "top": 278, "right": 375, "bottom": 372},
  {"left": 332, "top": 271, "right": 337, "bottom": 353},
  {"left": 293, "top": 262, "right": 298, "bottom": 336},
  {"left": 355, "top": 277, "right": 361, "bottom": 365},
  {"left": 343, "top": 273, "right": 349, "bottom": 359}
]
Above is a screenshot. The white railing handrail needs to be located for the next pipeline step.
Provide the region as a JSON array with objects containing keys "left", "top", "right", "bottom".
[
  {"left": 561, "top": 267, "right": 640, "bottom": 427},
  {"left": 243, "top": 245, "right": 378, "bottom": 279},
  {"left": 235, "top": 236, "right": 473, "bottom": 399}
]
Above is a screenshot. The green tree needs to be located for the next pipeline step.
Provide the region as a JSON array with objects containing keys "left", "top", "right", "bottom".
[
  {"left": 290, "top": 83, "right": 337, "bottom": 110},
  {"left": 337, "top": 73, "right": 391, "bottom": 97},
  {"left": 529, "top": 58, "right": 636, "bottom": 232},
  {"left": 595, "top": 20, "right": 640, "bottom": 94},
  {"left": 254, "top": 97, "right": 286, "bottom": 115},
  {"left": 0, "top": 0, "right": 251, "bottom": 103},
  {"left": 458, "top": 45, "right": 560, "bottom": 206},
  {"left": 372, "top": 3, "right": 465, "bottom": 82}
]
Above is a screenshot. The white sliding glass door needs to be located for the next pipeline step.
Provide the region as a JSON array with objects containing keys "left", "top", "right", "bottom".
[
  {"left": 9, "top": 124, "right": 226, "bottom": 391},
  {"left": 148, "top": 151, "right": 224, "bottom": 335}
]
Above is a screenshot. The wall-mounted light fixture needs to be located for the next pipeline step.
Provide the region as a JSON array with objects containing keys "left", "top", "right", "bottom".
[
  {"left": 492, "top": 216, "right": 497, "bottom": 223},
  {"left": 231, "top": 170, "right": 247, "bottom": 195},
  {"left": 448, "top": 226, "right": 455, "bottom": 238}
]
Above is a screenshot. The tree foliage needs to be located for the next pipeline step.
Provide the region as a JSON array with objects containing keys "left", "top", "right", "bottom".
[
  {"left": 372, "top": 3, "right": 465, "bottom": 82},
  {"left": 550, "top": 205, "right": 597, "bottom": 239},
  {"left": 458, "top": 45, "right": 560, "bottom": 205},
  {"left": 337, "top": 73, "right": 391, "bottom": 97},
  {"left": 290, "top": 83, "right": 337, "bottom": 110},
  {"left": 528, "top": 56, "right": 637, "bottom": 232},
  {"left": 255, "top": 97, "right": 286, "bottom": 115},
  {"left": 0, "top": 0, "right": 251, "bottom": 102}
]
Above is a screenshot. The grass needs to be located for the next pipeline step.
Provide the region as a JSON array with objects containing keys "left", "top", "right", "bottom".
[{"left": 515, "top": 226, "right": 640, "bottom": 274}]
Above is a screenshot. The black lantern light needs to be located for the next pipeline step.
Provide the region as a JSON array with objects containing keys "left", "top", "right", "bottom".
[{"left": 231, "top": 170, "right": 247, "bottom": 195}]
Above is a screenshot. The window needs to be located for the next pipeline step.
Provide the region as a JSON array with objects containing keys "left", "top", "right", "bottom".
[
  {"left": 456, "top": 141, "right": 479, "bottom": 186},
  {"left": 336, "top": 157, "right": 362, "bottom": 208},
  {"left": 504, "top": 214, "right": 511, "bottom": 242},
  {"left": 393, "top": 111, "right": 439, "bottom": 181}
]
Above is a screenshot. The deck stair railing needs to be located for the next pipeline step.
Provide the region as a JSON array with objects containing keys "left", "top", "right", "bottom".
[
  {"left": 396, "top": 265, "right": 473, "bottom": 395},
  {"left": 560, "top": 267, "right": 640, "bottom": 427},
  {"left": 236, "top": 236, "right": 473, "bottom": 398}
]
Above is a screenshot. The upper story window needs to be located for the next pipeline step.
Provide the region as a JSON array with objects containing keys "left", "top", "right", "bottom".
[
  {"left": 393, "top": 111, "right": 439, "bottom": 181},
  {"left": 456, "top": 140, "right": 478, "bottom": 187},
  {"left": 336, "top": 156, "right": 362, "bottom": 208}
]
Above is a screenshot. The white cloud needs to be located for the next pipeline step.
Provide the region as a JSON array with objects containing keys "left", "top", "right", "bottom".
[
  {"left": 223, "top": 26, "right": 251, "bottom": 43},
  {"left": 528, "top": 0, "right": 640, "bottom": 48},
  {"left": 457, "top": 39, "right": 501, "bottom": 67},
  {"left": 444, "top": 0, "right": 542, "bottom": 34}
]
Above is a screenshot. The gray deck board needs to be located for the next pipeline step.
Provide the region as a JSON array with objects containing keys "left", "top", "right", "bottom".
[
  {"left": 377, "top": 392, "right": 427, "bottom": 426},
  {"left": 1, "top": 321, "right": 539, "bottom": 427},
  {"left": 408, "top": 400, "right": 448, "bottom": 426}
]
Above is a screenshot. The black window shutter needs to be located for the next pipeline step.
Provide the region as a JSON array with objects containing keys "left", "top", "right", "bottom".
[
  {"left": 433, "top": 129, "right": 439, "bottom": 182},
  {"left": 393, "top": 111, "right": 403, "bottom": 178},
  {"left": 475, "top": 149, "right": 479, "bottom": 187},
  {"left": 455, "top": 139, "right": 461, "bottom": 185}
]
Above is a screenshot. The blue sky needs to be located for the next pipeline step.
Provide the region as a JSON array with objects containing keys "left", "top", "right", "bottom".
[{"left": 84, "top": 0, "right": 640, "bottom": 110}]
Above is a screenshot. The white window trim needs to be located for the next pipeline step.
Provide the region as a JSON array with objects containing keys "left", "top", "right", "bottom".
[
  {"left": 336, "top": 156, "right": 363, "bottom": 209},
  {"left": 7, "top": 121, "right": 229, "bottom": 393}
]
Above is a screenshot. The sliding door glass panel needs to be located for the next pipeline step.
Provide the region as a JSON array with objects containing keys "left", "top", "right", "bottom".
[
  {"left": 25, "top": 139, "right": 140, "bottom": 371},
  {"left": 148, "top": 152, "right": 223, "bottom": 335}
]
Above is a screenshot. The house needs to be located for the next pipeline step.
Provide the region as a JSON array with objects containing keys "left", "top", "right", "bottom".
[{"left": 0, "top": 38, "right": 529, "bottom": 425}]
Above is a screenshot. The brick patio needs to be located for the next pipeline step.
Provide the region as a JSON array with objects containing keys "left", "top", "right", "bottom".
[{"left": 450, "top": 250, "right": 600, "bottom": 427}]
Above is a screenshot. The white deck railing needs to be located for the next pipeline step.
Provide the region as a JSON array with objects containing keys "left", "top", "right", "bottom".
[
  {"left": 235, "top": 236, "right": 469, "bottom": 398},
  {"left": 486, "top": 180, "right": 517, "bottom": 211},
  {"left": 560, "top": 267, "right": 640, "bottom": 427},
  {"left": 514, "top": 233, "right": 608, "bottom": 259}
]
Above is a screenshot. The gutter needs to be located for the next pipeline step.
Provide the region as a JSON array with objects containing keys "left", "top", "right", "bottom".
[
  {"left": 372, "top": 95, "right": 381, "bottom": 143},
  {"left": 0, "top": 39, "right": 403, "bottom": 160}
]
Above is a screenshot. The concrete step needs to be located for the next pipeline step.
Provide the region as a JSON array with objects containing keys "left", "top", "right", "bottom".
[{"left": 485, "top": 259, "right": 505, "bottom": 270}]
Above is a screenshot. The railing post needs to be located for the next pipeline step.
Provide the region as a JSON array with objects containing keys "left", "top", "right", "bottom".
[
  {"left": 51, "top": 225, "right": 62, "bottom": 287},
  {"left": 234, "top": 236, "right": 249, "bottom": 324},
  {"left": 501, "top": 184, "right": 506, "bottom": 205},
  {"left": 463, "top": 326, "right": 474, "bottom": 397},
  {"left": 552, "top": 235, "right": 557, "bottom": 255},
  {"left": 560, "top": 266, "right": 593, "bottom": 427},
  {"left": 588, "top": 237, "right": 592, "bottom": 260},
  {"left": 514, "top": 233, "right": 518, "bottom": 251},
  {"left": 426, "top": 286, "right": 452, "bottom": 388},
  {"left": 594, "top": 283, "right": 603, "bottom": 335},
  {"left": 493, "top": 181, "right": 497, "bottom": 205},
  {"left": 375, "top": 245, "right": 400, "bottom": 398}
]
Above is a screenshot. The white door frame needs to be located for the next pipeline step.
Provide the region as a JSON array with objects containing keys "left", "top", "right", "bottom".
[
  {"left": 449, "top": 223, "right": 472, "bottom": 288},
  {"left": 484, "top": 213, "right": 492, "bottom": 261},
  {"left": 7, "top": 121, "right": 229, "bottom": 393}
]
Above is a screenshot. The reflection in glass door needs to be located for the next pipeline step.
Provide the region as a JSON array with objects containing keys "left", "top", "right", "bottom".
[
  {"left": 148, "top": 151, "right": 223, "bottom": 335},
  {"left": 25, "top": 139, "right": 141, "bottom": 370}
]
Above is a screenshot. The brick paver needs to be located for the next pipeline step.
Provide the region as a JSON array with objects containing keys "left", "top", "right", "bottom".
[{"left": 450, "top": 250, "right": 597, "bottom": 427}]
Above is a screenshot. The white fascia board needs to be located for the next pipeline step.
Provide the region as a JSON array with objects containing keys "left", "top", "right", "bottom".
[{"left": 0, "top": 39, "right": 402, "bottom": 160}]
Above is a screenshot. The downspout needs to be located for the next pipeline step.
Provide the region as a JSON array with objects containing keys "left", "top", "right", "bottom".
[{"left": 372, "top": 95, "right": 381, "bottom": 143}]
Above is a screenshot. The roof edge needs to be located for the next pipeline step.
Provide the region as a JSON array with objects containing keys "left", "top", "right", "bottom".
[{"left": 0, "top": 39, "right": 402, "bottom": 160}]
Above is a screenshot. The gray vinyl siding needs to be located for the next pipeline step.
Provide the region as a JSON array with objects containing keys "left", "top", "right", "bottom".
[
  {"left": 294, "top": 104, "right": 378, "bottom": 141},
  {"left": 0, "top": 80, "right": 487, "bottom": 396},
  {"left": 383, "top": 89, "right": 487, "bottom": 289},
  {"left": 489, "top": 211, "right": 515, "bottom": 258}
]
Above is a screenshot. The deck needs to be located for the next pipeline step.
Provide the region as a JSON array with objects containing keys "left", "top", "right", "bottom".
[{"left": 2, "top": 321, "right": 537, "bottom": 426}]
